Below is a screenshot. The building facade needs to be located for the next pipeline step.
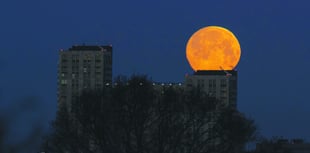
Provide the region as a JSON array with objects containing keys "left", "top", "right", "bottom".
[
  {"left": 255, "top": 138, "right": 310, "bottom": 153},
  {"left": 184, "top": 70, "right": 237, "bottom": 108},
  {"left": 57, "top": 45, "right": 112, "bottom": 109}
]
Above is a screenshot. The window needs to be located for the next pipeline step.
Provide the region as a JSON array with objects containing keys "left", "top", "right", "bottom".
[
  {"left": 83, "top": 55, "right": 92, "bottom": 63},
  {"left": 61, "top": 79, "right": 67, "bottom": 85},
  {"left": 221, "top": 91, "right": 227, "bottom": 96},
  {"left": 95, "top": 84, "right": 101, "bottom": 88},
  {"left": 220, "top": 79, "right": 227, "bottom": 87},
  {"left": 72, "top": 54, "right": 79, "bottom": 59},
  {"left": 209, "top": 80, "right": 213, "bottom": 88},
  {"left": 96, "top": 54, "right": 102, "bottom": 59},
  {"left": 61, "top": 96, "right": 67, "bottom": 100},
  {"left": 212, "top": 80, "right": 216, "bottom": 87},
  {"left": 72, "top": 59, "right": 79, "bottom": 63},
  {"left": 104, "top": 55, "right": 112, "bottom": 64},
  {"left": 197, "top": 79, "right": 204, "bottom": 88},
  {"left": 106, "top": 67, "right": 112, "bottom": 71}
]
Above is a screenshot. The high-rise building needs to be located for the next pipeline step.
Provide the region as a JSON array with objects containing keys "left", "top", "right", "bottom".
[
  {"left": 184, "top": 70, "right": 237, "bottom": 108},
  {"left": 57, "top": 45, "right": 112, "bottom": 108}
]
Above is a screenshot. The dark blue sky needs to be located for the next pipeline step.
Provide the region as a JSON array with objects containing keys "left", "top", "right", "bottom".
[{"left": 1, "top": 0, "right": 310, "bottom": 144}]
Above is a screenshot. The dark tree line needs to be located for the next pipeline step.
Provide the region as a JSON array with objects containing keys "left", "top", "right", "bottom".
[
  {"left": 0, "top": 116, "right": 5, "bottom": 152},
  {"left": 248, "top": 137, "right": 293, "bottom": 153},
  {"left": 42, "top": 75, "right": 257, "bottom": 153}
]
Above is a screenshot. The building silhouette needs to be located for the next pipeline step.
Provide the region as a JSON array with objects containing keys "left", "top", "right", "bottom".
[
  {"left": 255, "top": 138, "right": 310, "bottom": 153},
  {"left": 184, "top": 70, "right": 238, "bottom": 108},
  {"left": 57, "top": 45, "right": 112, "bottom": 109},
  {"left": 183, "top": 70, "right": 239, "bottom": 150}
]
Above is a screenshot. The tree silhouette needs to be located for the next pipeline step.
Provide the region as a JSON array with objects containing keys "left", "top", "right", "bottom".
[
  {"left": 252, "top": 137, "right": 293, "bottom": 153},
  {"left": 43, "top": 75, "right": 257, "bottom": 153},
  {"left": 212, "top": 108, "right": 257, "bottom": 153},
  {"left": 42, "top": 103, "right": 90, "bottom": 153},
  {"left": 0, "top": 116, "right": 5, "bottom": 152}
]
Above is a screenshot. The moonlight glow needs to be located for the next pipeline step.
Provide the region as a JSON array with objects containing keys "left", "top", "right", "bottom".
[{"left": 186, "top": 26, "right": 241, "bottom": 71}]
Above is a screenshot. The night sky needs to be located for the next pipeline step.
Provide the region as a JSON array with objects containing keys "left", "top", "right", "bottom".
[{"left": 1, "top": 0, "right": 310, "bottom": 145}]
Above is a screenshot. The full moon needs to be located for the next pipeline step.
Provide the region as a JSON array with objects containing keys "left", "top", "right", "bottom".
[{"left": 186, "top": 26, "right": 241, "bottom": 71}]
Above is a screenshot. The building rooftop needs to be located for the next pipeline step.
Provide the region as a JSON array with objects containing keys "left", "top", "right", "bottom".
[
  {"left": 193, "top": 70, "right": 237, "bottom": 76},
  {"left": 68, "top": 45, "right": 112, "bottom": 51}
]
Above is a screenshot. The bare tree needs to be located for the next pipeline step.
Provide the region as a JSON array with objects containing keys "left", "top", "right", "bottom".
[
  {"left": 44, "top": 75, "right": 257, "bottom": 153},
  {"left": 212, "top": 108, "right": 257, "bottom": 153},
  {"left": 42, "top": 103, "right": 90, "bottom": 153},
  {"left": 0, "top": 116, "right": 6, "bottom": 152}
]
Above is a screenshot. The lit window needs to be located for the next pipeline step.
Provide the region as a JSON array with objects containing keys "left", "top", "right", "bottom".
[{"left": 61, "top": 80, "right": 67, "bottom": 85}]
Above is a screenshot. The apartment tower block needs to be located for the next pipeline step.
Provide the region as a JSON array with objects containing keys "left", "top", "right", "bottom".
[{"left": 57, "top": 45, "right": 112, "bottom": 108}]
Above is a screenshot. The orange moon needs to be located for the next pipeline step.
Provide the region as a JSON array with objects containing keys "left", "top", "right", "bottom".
[{"left": 186, "top": 26, "right": 241, "bottom": 71}]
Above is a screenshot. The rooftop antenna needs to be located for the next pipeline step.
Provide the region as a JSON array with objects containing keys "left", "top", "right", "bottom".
[{"left": 220, "top": 66, "right": 232, "bottom": 78}]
